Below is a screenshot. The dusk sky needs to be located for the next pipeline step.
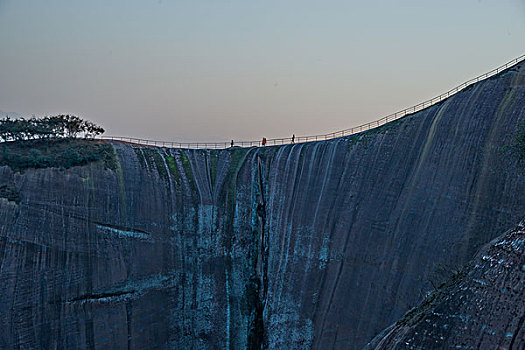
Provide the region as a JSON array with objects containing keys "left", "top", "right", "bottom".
[{"left": 1, "top": 0, "right": 524, "bottom": 142}]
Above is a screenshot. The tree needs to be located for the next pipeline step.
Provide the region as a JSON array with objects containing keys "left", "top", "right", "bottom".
[
  {"left": 82, "top": 120, "right": 105, "bottom": 138},
  {"left": 0, "top": 115, "right": 105, "bottom": 141}
]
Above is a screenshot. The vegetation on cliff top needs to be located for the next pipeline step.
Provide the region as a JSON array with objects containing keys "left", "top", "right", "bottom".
[
  {"left": 0, "top": 139, "right": 115, "bottom": 172},
  {"left": 0, "top": 115, "right": 113, "bottom": 171}
]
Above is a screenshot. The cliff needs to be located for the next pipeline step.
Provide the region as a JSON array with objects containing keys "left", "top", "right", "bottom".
[
  {"left": 366, "top": 217, "right": 525, "bottom": 349},
  {"left": 0, "top": 61, "right": 524, "bottom": 349}
]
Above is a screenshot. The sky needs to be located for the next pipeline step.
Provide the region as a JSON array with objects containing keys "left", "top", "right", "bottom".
[{"left": 0, "top": 0, "right": 524, "bottom": 143}]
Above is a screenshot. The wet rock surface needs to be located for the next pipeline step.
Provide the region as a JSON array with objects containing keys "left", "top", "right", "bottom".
[
  {"left": 365, "top": 218, "right": 525, "bottom": 350},
  {"left": 0, "top": 62, "right": 524, "bottom": 349}
]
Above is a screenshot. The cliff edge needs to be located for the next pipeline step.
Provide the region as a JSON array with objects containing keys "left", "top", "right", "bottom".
[{"left": 0, "top": 60, "right": 524, "bottom": 349}]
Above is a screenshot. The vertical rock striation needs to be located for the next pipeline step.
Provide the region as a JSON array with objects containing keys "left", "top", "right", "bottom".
[
  {"left": 0, "top": 61, "right": 524, "bottom": 349},
  {"left": 365, "top": 217, "right": 525, "bottom": 350}
]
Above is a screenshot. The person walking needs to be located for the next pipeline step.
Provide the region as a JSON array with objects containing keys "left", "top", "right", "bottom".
[
  {"left": 292, "top": 134, "right": 295, "bottom": 144},
  {"left": 262, "top": 137, "right": 267, "bottom": 146},
  {"left": 231, "top": 140, "right": 234, "bottom": 147}
]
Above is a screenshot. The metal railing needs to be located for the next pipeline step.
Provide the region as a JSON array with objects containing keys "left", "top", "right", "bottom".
[{"left": 104, "top": 54, "right": 525, "bottom": 149}]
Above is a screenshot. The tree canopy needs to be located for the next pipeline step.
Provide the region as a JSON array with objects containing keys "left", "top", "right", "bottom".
[{"left": 0, "top": 115, "right": 104, "bottom": 142}]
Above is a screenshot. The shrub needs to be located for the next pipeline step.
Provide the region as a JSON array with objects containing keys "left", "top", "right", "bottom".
[{"left": 0, "top": 139, "right": 115, "bottom": 172}]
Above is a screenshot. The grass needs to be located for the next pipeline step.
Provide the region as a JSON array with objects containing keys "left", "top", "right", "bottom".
[
  {"left": 132, "top": 147, "right": 182, "bottom": 186},
  {"left": 179, "top": 150, "right": 198, "bottom": 195},
  {"left": 140, "top": 148, "right": 169, "bottom": 181},
  {"left": 133, "top": 148, "right": 147, "bottom": 169},
  {"left": 0, "top": 138, "right": 116, "bottom": 172},
  {"left": 165, "top": 155, "right": 181, "bottom": 185},
  {"left": 223, "top": 147, "right": 251, "bottom": 212}
]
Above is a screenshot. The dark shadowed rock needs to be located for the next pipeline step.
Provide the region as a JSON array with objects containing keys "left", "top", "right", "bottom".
[
  {"left": 365, "top": 217, "right": 525, "bottom": 350},
  {"left": 0, "top": 61, "right": 524, "bottom": 349}
]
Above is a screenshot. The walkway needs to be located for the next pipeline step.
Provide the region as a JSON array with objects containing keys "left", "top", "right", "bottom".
[{"left": 104, "top": 54, "right": 524, "bottom": 149}]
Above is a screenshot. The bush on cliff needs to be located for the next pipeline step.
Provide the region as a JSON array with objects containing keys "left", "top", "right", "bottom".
[{"left": 0, "top": 139, "right": 115, "bottom": 171}]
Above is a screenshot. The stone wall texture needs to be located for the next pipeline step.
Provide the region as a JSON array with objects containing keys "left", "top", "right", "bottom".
[
  {"left": 366, "top": 217, "right": 525, "bottom": 350},
  {"left": 0, "top": 61, "right": 524, "bottom": 349}
]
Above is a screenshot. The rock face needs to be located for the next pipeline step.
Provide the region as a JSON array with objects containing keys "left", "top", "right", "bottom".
[
  {"left": 0, "top": 62, "right": 524, "bottom": 349},
  {"left": 366, "top": 217, "right": 525, "bottom": 350}
]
